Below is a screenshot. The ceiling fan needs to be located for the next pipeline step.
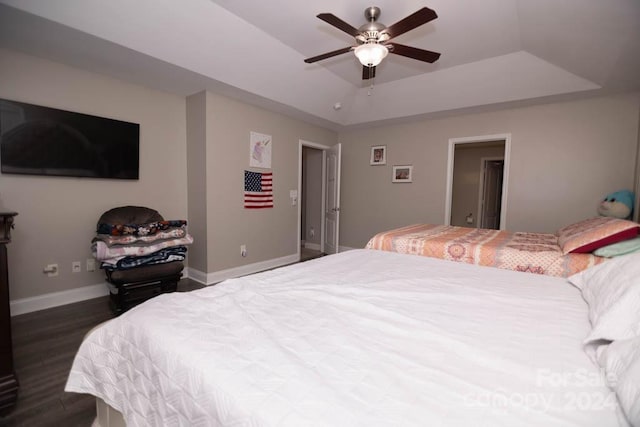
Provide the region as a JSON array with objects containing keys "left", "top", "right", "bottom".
[{"left": 304, "top": 6, "right": 441, "bottom": 80}]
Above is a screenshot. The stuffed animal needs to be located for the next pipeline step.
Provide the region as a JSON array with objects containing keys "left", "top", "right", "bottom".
[{"left": 598, "top": 190, "right": 634, "bottom": 219}]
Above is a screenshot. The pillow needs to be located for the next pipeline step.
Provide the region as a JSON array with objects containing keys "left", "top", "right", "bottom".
[
  {"left": 594, "top": 236, "right": 640, "bottom": 258},
  {"left": 557, "top": 217, "right": 639, "bottom": 254},
  {"left": 597, "top": 336, "right": 640, "bottom": 425},
  {"left": 568, "top": 252, "right": 640, "bottom": 345}
]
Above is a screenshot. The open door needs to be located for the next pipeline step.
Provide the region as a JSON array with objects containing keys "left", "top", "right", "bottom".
[
  {"left": 478, "top": 159, "right": 504, "bottom": 229},
  {"left": 324, "top": 143, "right": 341, "bottom": 254}
]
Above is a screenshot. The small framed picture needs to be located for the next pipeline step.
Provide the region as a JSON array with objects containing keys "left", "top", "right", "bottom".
[
  {"left": 370, "top": 145, "right": 386, "bottom": 165},
  {"left": 392, "top": 165, "right": 413, "bottom": 183}
]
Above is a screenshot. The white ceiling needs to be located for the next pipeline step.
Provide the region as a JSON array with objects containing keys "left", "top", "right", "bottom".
[{"left": 0, "top": 0, "right": 638, "bottom": 130}]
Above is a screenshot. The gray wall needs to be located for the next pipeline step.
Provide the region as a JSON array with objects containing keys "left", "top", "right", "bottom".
[
  {"left": 1, "top": 47, "right": 338, "bottom": 300},
  {"left": 186, "top": 92, "right": 208, "bottom": 274},
  {"left": 339, "top": 93, "right": 640, "bottom": 248},
  {"left": 189, "top": 91, "right": 337, "bottom": 274},
  {"left": 2, "top": 46, "right": 639, "bottom": 303},
  {"left": 0, "top": 48, "right": 188, "bottom": 300}
]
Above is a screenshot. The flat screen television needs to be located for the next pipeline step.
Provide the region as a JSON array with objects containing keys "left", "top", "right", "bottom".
[{"left": 0, "top": 98, "right": 139, "bottom": 179}]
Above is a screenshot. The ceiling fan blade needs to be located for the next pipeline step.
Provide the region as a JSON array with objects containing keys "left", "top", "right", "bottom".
[
  {"left": 362, "top": 65, "right": 376, "bottom": 80},
  {"left": 304, "top": 46, "right": 353, "bottom": 63},
  {"left": 317, "top": 13, "right": 361, "bottom": 37},
  {"left": 382, "top": 7, "right": 437, "bottom": 40},
  {"left": 387, "top": 43, "right": 441, "bottom": 63}
]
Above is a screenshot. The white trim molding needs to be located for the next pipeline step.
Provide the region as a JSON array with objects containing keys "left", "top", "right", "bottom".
[
  {"left": 188, "top": 253, "right": 299, "bottom": 286},
  {"left": 186, "top": 267, "right": 208, "bottom": 285},
  {"left": 304, "top": 242, "right": 321, "bottom": 251},
  {"left": 9, "top": 254, "right": 306, "bottom": 315},
  {"left": 10, "top": 269, "right": 192, "bottom": 316},
  {"left": 10, "top": 282, "right": 109, "bottom": 316}
]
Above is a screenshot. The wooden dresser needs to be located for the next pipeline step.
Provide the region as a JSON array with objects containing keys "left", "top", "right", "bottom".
[{"left": 0, "top": 212, "right": 18, "bottom": 414}]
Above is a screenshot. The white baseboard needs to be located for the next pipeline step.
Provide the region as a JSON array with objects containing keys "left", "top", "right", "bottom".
[
  {"left": 9, "top": 269, "right": 192, "bottom": 317},
  {"left": 9, "top": 253, "right": 314, "bottom": 316},
  {"left": 304, "top": 242, "right": 321, "bottom": 251},
  {"left": 187, "top": 253, "right": 299, "bottom": 285},
  {"left": 10, "top": 282, "right": 110, "bottom": 316},
  {"left": 185, "top": 267, "right": 208, "bottom": 284}
]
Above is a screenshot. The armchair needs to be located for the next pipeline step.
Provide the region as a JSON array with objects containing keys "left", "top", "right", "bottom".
[{"left": 96, "top": 206, "right": 187, "bottom": 313}]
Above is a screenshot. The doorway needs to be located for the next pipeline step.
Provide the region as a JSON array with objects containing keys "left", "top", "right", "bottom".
[
  {"left": 298, "top": 140, "right": 342, "bottom": 260},
  {"left": 445, "top": 134, "right": 511, "bottom": 229},
  {"left": 478, "top": 158, "right": 504, "bottom": 229},
  {"left": 301, "top": 146, "right": 323, "bottom": 260}
]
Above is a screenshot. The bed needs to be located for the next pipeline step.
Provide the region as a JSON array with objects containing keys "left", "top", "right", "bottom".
[
  {"left": 365, "top": 217, "right": 640, "bottom": 277},
  {"left": 65, "top": 249, "right": 640, "bottom": 426}
]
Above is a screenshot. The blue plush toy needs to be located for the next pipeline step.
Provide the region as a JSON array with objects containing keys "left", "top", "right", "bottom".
[{"left": 598, "top": 190, "right": 635, "bottom": 219}]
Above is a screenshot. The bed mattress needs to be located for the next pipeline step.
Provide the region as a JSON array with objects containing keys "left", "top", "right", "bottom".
[
  {"left": 366, "top": 223, "right": 605, "bottom": 276},
  {"left": 66, "top": 249, "right": 626, "bottom": 426}
]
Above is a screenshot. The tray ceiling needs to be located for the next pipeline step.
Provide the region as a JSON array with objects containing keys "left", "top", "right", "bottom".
[{"left": 0, "top": 0, "right": 638, "bottom": 129}]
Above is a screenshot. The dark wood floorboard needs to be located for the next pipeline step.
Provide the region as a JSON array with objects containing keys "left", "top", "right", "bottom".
[
  {"left": 300, "top": 247, "right": 324, "bottom": 262},
  {"left": 0, "top": 278, "right": 204, "bottom": 427}
]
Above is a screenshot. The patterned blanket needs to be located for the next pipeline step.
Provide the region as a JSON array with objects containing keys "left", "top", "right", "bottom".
[
  {"left": 92, "top": 234, "right": 194, "bottom": 261},
  {"left": 92, "top": 227, "right": 186, "bottom": 247},
  {"left": 365, "top": 224, "right": 605, "bottom": 277},
  {"left": 101, "top": 246, "right": 188, "bottom": 270},
  {"left": 97, "top": 220, "right": 187, "bottom": 236}
]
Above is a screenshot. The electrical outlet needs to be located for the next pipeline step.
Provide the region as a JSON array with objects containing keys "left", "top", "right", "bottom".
[
  {"left": 86, "top": 258, "right": 96, "bottom": 272},
  {"left": 72, "top": 261, "right": 81, "bottom": 273},
  {"left": 44, "top": 263, "right": 59, "bottom": 277},
  {"left": 240, "top": 244, "right": 247, "bottom": 257}
]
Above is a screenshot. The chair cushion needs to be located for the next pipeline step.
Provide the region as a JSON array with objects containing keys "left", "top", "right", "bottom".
[
  {"left": 98, "top": 206, "right": 164, "bottom": 227},
  {"left": 107, "top": 261, "right": 184, "bottom": 285}
]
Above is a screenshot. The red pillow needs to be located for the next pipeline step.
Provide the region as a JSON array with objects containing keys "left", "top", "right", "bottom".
[{"left": 557, "top": 217, "right": 640, "bottom": 254}]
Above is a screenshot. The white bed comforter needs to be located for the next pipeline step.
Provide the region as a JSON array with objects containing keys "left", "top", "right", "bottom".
[{"left": 65, "top": 249, "right": 626, "bottom": 426}]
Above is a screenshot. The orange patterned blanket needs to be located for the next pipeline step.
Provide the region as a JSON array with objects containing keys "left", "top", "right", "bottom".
[{"left": 365, "top": 224, "right": 605, "bottom": 277}]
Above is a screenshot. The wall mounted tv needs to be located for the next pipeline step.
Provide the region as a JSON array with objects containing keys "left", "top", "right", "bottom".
[{"left": 0, "top": 98, "right": 139, "bottom": 179}]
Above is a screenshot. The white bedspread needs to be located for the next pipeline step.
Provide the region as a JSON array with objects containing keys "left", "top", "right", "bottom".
[{"left": 65, "top": 249, "right": 627, "bottom": 426}]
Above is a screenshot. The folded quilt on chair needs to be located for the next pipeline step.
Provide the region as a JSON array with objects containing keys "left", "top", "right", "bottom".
[
  {"left": 93, "top": 227, "right": 186, "bottom": 247},
  {"left": 101, "top": 246, "right": 188, "bottom": 270},
  {"left": 92, "top": 235, "right": 193, "bottom": 260},
  {"left": 97, "top": 220, "right": 187, "bottom": 236}
]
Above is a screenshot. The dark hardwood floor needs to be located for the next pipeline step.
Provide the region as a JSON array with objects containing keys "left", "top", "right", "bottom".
[
  {"left": 0, "top": 253, "right": 328, "bottom": 427},
  {"left": 0, "top": 278, "right": 204, "bottom": 427},
  {"left": 300, "top": 246, "right": 324, "bottom": 262}
]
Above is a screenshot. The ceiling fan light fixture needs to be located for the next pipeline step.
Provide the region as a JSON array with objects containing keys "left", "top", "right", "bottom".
[
  {"left": 354, "top": 43, "right": 388, "bottom": 67},
  {"left": 305, "top": 7, "right": 440, "bottom": 79}
]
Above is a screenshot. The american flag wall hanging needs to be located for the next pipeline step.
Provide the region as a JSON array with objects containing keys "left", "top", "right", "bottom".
[{"left": 244, "top": 170, "right": 273, "bottom": 209}]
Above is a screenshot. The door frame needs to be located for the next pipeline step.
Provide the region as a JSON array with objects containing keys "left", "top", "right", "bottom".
[
  {"left": 298, "top": 140, "right": 331, "bottom": 259},
  {"left": 444, "top": 133, "right": 511, "bottom": 230},
  {"left": 477, "top": 157, "right": 504, "bottom": 229}
]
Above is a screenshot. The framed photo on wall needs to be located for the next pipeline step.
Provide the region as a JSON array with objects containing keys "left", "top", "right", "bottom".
[
  {"left": 370, "top": 145, "right": 386, "bottom": 165},
  {"left": 392, "top": 165, "right": 413, "bottom": 183},
  {"left": 249, "top": 131, "right": 272, "bottom": 168}
]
